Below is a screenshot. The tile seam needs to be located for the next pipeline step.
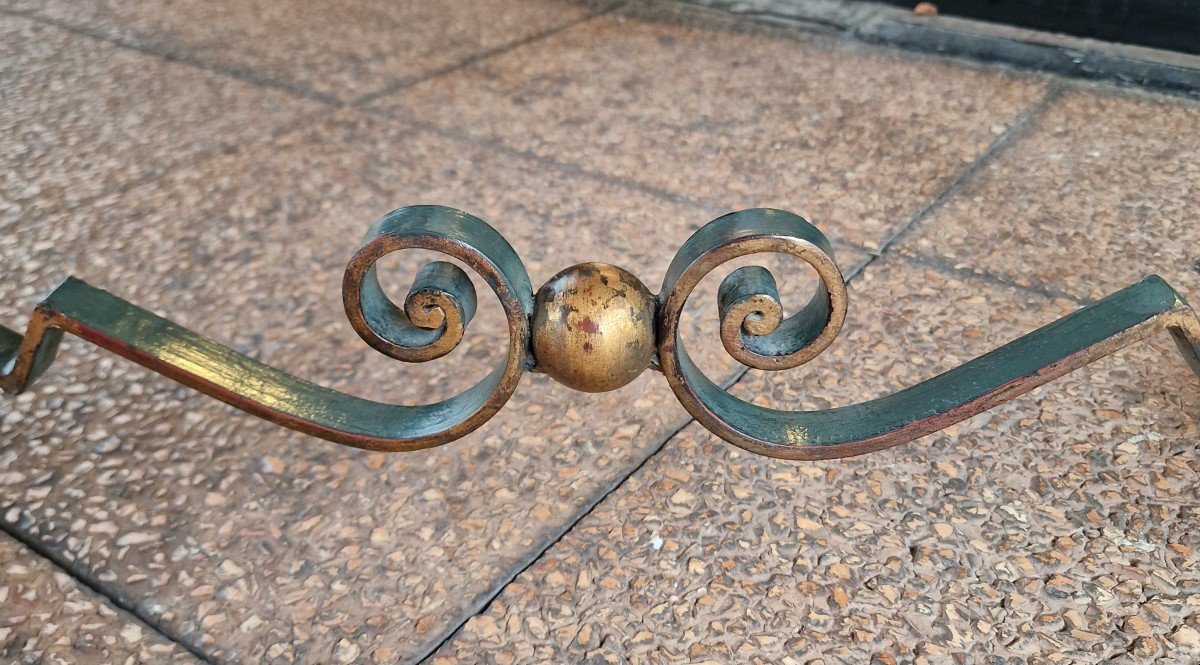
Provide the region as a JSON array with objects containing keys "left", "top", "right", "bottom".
[
  {"left": 412, "top": 258, "right": 870, "bottom": 664},
  {"left": 351, "top": 1, "right": 627, "bottom": 108},
  {"left": 894, "top": 249, "right": 1091, "bottom": 305},
  {"left": 0, "top": 7, "right": 340, "bottom": 105},
  {"left": 0, "top": 3, "right": 622, "bottom": 234},
  {"left": 867, "top": 81, "right": 1065, "bottom": 262},
  {"left": 385, "top": 118, "right": 729, "bottom": 215},
  {"left": 407, "top": 366, "right": 748, "bottom": 665},
  {"left": 0, "top": 518, "right": 215, "bottom": 663},
  {"left": 0, "top": 104, "right": 344, "bottom": 234}
]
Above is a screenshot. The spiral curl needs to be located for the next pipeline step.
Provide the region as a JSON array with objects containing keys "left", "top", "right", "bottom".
[
  {"left": 658, "top": 208, "right": 851, "bottom": 458},
  {"left": 659, "top": 208, "right": 1200, "bottom": 461},
  {"left": 336, "top": 205, "right": 534, "bottom": 448},
  {"left": 2, "top": 205, "right": 1198, "bottom": 459}
]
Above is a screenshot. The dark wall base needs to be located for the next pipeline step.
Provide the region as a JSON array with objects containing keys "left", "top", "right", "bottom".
[
  {"left": 663, "top": 0, "right": 1200, "bottom": 98},
  {"left": 879, "top": 0, "right": 1200, "bottom": 55}
]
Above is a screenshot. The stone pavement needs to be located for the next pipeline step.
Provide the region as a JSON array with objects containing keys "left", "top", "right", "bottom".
[{"left": 0, "top": 1, "right": 1196, "bottom": 663}]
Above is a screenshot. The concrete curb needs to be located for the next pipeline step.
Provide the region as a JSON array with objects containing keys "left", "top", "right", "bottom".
[{"left": 667, "top": 0, "right": 1200, "bottom": 97}]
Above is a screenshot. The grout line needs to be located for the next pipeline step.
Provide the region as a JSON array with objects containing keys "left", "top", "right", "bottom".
[
  {"left": 0, "top": 104, "right": 344, "bottom": 235},
  {"left": 894, "top": 249, "right": 1090, "bottom": 305},
  {"left": 407, "top": 425, "right": 682, "bottom": 664},
  {"left": 866, "top": 81, "right": 1064, "bottom": 263},
  {"left": 410, "top": 364, "right": 746, "bottom": 665},
  {"left": 0, "top": 518, "right": 214, "bottom": 663},
  {"left": 399, "top": 118, "right": 728, "bottom": 213},
  {"left": 413, "top": 257, "right": 870, "bottom": 664},
  {"left": 0, "top": 7, "right": 340, "bottom": 105},
  {"left": 352, "top": 2, "right": 626, "bottom": 108},
  {"left": 0, "top": 2, "right": 621, "bottom": 236},
  {"left": 4, "top": 0, "right": 623, "bottom": 112},
  {"left": 700, "top": 83, "right": 1070, "bottom": 437}
]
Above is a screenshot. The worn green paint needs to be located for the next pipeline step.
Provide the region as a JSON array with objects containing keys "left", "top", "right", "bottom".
[
  {"left": 1, "top": 206, "right": 535, "bottom": 452},
  {"left": 2, "top": 206, "right": 1198, "bottom": 459},
  {"left": 680, "top": 275, "right": 1198, "bottom": 456},
  {"left": 656, "top": 208, "right": 1200, "bottom": 459}
]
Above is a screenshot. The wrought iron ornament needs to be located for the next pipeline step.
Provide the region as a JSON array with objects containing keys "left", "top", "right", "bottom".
[{"left": 2, "top": 206, "right": 1198, "bottom": 459}]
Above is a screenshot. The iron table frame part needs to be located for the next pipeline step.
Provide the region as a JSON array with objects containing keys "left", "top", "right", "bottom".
[{"left": 2, "top": 205, "right": 1198, "bottom": 459}]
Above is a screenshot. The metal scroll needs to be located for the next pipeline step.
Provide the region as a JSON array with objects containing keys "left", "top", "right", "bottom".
[{"left": 3, "top": 205, "right": 1197, "bottom": 458}]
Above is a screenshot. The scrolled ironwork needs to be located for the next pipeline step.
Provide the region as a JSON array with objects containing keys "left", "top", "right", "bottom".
[
  {"left": 2, "top": 204, "right": 1198, "bottom": 459},
  {"left": 657, "top": 211, "right": 1200, "bottom": 460},
  {"left": 0, "top": 205, "right": 534, "bottom": 452}
]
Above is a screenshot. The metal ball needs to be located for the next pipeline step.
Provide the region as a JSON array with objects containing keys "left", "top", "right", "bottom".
[{"left": 532, "top": 263, "right": 656, "bottom": 393}]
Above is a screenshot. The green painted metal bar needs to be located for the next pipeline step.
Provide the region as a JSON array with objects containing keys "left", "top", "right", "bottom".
[
  {"left": 670, "top": 275, "right": 1200, "bottom": 459},
  {"left": 0, "top": 278, "right": 508, "bottom": 450},
  {"left": 2, "top": 206, "right": 1198, "bottom": 459}
]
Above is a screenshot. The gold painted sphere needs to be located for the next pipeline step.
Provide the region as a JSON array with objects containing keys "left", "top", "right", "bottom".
[{"left": 532, "top": 263, "right": 656, "bottom": 393}]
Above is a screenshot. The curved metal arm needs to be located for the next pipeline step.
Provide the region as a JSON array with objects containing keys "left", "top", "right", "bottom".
[
  {"left": 0, "top": 277, "right": 514, "bottom": 451},
  {"left": 655, "top": 208, "right": 1200, "bottom": 459},
  {"left": 3, "top": 205, "right": 1198, "bottom": 458},
  {"left": 0, "top": 205, "right": 535, "bottom": 452}
]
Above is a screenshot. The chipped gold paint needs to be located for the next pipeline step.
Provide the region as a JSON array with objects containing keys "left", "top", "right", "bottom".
[
  {"left": 531, "top": 263, "right": 656, "bottom": 393},
  {"left": 2, "top": 206, "right": 1198, "bottom": 459}
]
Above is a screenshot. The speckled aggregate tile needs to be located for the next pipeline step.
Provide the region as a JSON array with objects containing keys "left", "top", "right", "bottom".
[
  {"left": 0, "top": 532, "right": 199, "bottom": 664},
  {"left": 432, "top": 256, "right": 1200, "bottom": 663},
  {"left": 0, "top": 106, "right": 868, "bottom": 664},
  {"left": 898, "top": 88, "right": 1200, "bottom": 302},
  {"left": 0, "top": 14, "right": 322, "bottom": 228},
  {"left": 369, "top": 14, "right": 1047, "bottom": 250},
  {"left": 2, "top": 0, "right": 602, "bottom": 103}
]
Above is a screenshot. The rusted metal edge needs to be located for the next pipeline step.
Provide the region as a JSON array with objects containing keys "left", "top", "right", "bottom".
[{"left": 2, "top": 205, "right": 1197, "bottom": 459}]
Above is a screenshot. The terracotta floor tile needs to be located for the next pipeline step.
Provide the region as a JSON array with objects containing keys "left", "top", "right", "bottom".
[
  {"left": 3, "top": 0, "right": 601, "bottom": 103},
  {"left": 0, "top": 108, "right": 868, "bottom": 663},
  {"left": 431, "top": 255, "right": 1200, "bottom": 663},
  {"left": 0, "top": 14, "right": 322, "bottom": 228},
  {"left": 898, "top": 88, "right": 1200, "bottom": 302},
  {"left": 370, "top": 15, "right": 1047, "bottom": 250},
  {"left": 0, "top": 532, "right": 198, "bottom": 663}
]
